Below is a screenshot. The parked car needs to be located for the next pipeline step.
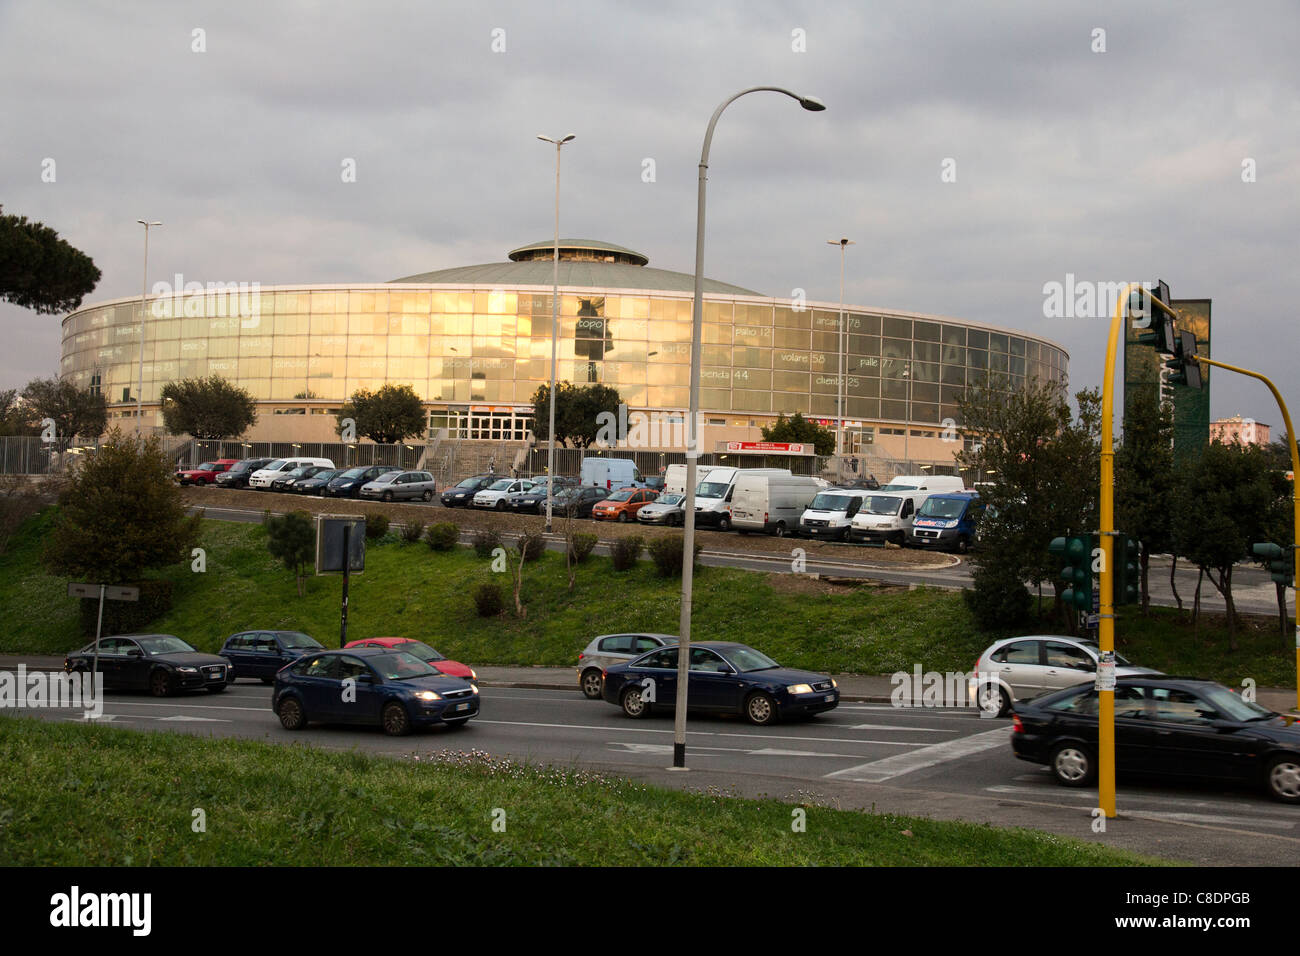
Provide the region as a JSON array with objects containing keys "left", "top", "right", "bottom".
[
  {"left": 552, "top": 485, "right": 610, "bottom": 519},
  {"left": 64, "top": 634, "right": 234, "bottom": 696},
  {"left": 359, "top": 470, "right": 437, "bottom": 502},
  {"left": 580, "top": 456, "right": 645, "bottom": 491},
  {"left": 1011, "top": 676, "right": 1300, "bottom": 803},
  {"left": 910, "top": 491, "right": 985, "bottom": 553},
  {"left": 577, "top": 632, "right": 678, "bottom": 699},
  {"left": 506, "top": 478, "right": 576, "bottom": 514},
  {"left": 344, "top": 637, "right": 477, "bottom": 682},
  {"left": 325, "top": 465, "right": 400, "bottom": 498},
  {"left": 214, "top": 457, "right": 274, "bottom": 489},
  {"left": 602, "top": 641, "right": 839, "bottom": 725},
  {"left": 219, "top": 630, "right": 324, "bottom": 683},
  {"left": 797, "top": 487, "right": 872, "bottom": 540},
  {"left": 175, "top": 459, "right": 239, "bottom": 486},
  {"left": 644, "top": 476, "right": 666, "bottom": 492},
  {"left": 439, "top": 474, "right": 495, "bottom": 507},
  {"left": 292, "top": 468, "right": 342, "bottom": 495},
  {"left": 971, "top": 635, "right": 1161, "bottom": 717},
  {"left": 248, "top": 458, "right": 335, "bottom": 489},
  {"left": 473, "top": 478, "right": 535, "bottom": 510},
  {"left": 636, "top": 492, "right": 687, "bottom": 526},
  {"left": 731, "top": 472, "right": 822, "bottom": 537},
  {"left": 592, "top": 487, "right": 659, "bottom": 522},
  {"left": 271, "top": 464, "right": 330, "bottom": 492},
  {"left": 272, "top": 647, "right": 479, "bottom": 735}
]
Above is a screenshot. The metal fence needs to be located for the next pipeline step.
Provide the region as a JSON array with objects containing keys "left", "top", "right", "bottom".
[{"left": 0, "top": 436, "right": 63, "bottom": 475}]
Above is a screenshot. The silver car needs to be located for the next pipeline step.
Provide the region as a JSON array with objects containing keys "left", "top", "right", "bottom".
[
  {"left": 637, "top": 492, "right": 687, "bottom": 526},
  {"left": 577, "top": 632, "right": 678, "bottom": 699},
  {"left": 971, "top": 635, "right": 1161, "bottom": 717},
  {"left": 358, "top": 470, "right": 437, "bottom": 502}
]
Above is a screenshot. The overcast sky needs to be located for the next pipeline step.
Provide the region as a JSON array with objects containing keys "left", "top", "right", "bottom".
[{"left": 3, "top": 0, "right": 1297, "bottom": 431}]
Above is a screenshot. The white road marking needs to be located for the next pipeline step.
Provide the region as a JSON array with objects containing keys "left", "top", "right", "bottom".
[
  {"left": 1131, "top": 810, "right": 1295, "bottom": 830},
  {"left": 476, "top": 718, "right": 920, "bottom": 747},
  {"left": 157, "top": 715, "right": 229, "bottom": 722},
  {"left": 988, "top": 784, "right": 1292, "bottom": 816},
  {"left": 847, "top": 723, "right": 951, "bottom": 732},
  {"left": 825, "top": 727, "right": 1010, "bottom": 782}
]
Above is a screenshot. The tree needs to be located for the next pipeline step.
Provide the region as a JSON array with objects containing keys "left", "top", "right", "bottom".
[
  {"left": 43, "top": 427, "right": 201, "bottom": 584},
  {"left": 529, "top": 382, "right": 623, "bottom": 449},
  {"left": 20, "top": 377, "right": 107, "bottom": 449},
  {"left": 1172, "top": 441, "right": 1285, "bottom": 648},
  {"left": 160, "top": 375, "right": 258, "bottom": 439},
  {"left": 336, "top": 384, "right": 426, "bottom": 444},
  {"left": 0, "top": 206, "right": 102, "bottom": 314},
  {"left": 265, "top": 511, "right": 316, "bottom": 597},
  {"left": 0, "top": 389, "right": 36, "bottom": 437},
  {"left": 1115, "top": 389, "right": 1176, "bottom": 612},
  {"left": 761, "top": 412, "right": 836, "bottom": 456}
]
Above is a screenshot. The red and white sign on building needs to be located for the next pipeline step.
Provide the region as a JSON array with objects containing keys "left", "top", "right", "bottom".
[{"left": 725, "top": 441, "right": 810, "bottom": 455}]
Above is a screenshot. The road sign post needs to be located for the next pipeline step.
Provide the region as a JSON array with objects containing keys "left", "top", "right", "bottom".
[
  {"left": 315, "top": 515, "right": 365, "bottom": 648},
  {"left": 67, "top": 582, "right": 140, "bottom": 691}
]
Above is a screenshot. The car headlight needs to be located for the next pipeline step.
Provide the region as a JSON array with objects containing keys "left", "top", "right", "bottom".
[
  {"left": 413, "top": 690, "right": 442, "bottom": 701},
  {"left": 787, "top": 683, "right": 814, "bottom": 695},
  {"left": 831, "top": 678, "right": 838, "bottom": 689},
  {"left": 471, "top": 684, "right": 480, "bottom": 695},
  {"left": 178, "top": 666, "right": 199, "bottom": 674},
  {"left": 469, "top": 668, "right": 478, "bottom": 680}
]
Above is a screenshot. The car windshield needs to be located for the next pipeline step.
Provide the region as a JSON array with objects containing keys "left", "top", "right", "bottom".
[
  {"left": 607, "top": 490, "right": 635, "bottom": 502},
  {"left": 810, "top": 493, "right": 852, "bottom": 511},
  {"left": 262, "top": 460, "right": 286, "bottom": 470},
  {"left": 312, "top": 471, "right": 339, "bottom": 481},
  {"left": 657, "top": 493, "right": 683, "bottom": 505},
  {"left": 455, "top": 477, "right": 483, "bottom": 488},
  {"left": 136, "top": 636, "right": 196, "bottom": 655},
  {"left": 1075, "top": 643, "right": 1132, "bottom": 666},
  {"left": 864, "top": 495, "right": 903, "bottom": 516},
  {"left": 1198, "top": 683, "right": 1276, "bottom": 721},
  {"left": 340, "top": 467, "right": 368, "bottom": 478},
  {"left": 396, "top": 640, "right": 445, "bottom": 662},
  {"left": 487, "top": 479, "right": 512, "bottom": 490},
  {"left": 918, "top": 497, "right": 967, "bottom": 519},
  {"left": 287, "top": 467, "right": 310, "bottom": 477},
  {"left": 369, "top": 651, "right": 440, "bottom": 680},
  {"left": 195, "top": 462, "right": 216, "bottom": 471},
  {"left": 280, "top": 632, "right": 322, "bottom": 650},
  {"left": 882, "top": 482, "right": 918, "bottom": 491},
  {"left": 724, "top": 646, "right": 781, "bottom": 672},
  {"left": 371, "top": 472, "right": 397, "bottom": 483},
  {"left": 697, "top": 481, "right": 730, "bottom": 498}
]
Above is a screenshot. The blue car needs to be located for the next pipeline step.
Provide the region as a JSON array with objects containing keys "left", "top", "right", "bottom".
[
  {"left": 272, "top": 647, "right": 479, "bottom": 736},
  {"left": 602, "top": 641, "right": 839, "bottom": 726},
  {"left": 220, "top": 630, "right": 324, "bottom": 683}
]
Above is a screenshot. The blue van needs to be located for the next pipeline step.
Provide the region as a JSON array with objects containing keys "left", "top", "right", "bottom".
[{"left": 909, "top": 491, "right": 983, "bottom": 553}]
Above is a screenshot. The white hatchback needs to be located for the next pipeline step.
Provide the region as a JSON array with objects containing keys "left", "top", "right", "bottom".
[{"left": 472, "top": 478, "right": 534, "bottom": 510}]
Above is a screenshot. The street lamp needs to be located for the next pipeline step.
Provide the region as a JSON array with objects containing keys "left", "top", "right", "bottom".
[
  {"left": 538, "top": 133, "right": 575, "bottom": 533},
  {"left": 902, "top": 361, "right": 913, "bottom": 468},
  {"left": 827, "top": 238, "right": 854, "bottom": 479},
  {"left": 135, "top": 219, "right": 162, "bottom": 438},
  {"left": 676, "top": 87, "right": 825, "bottom": 769}
]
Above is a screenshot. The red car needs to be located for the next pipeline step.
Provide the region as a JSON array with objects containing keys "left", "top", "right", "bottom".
[
  {"left": 175, "top": 458, "right": 239, "bottom": 486},
  {"left": 343, "top": 637, "right": 477, "bottom": 682}
]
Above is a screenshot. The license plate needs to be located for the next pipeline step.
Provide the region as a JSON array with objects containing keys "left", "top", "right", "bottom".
[
  {"left": 455, "top": 702, "right": 469, "bottom": 712},
  {"left": 824, "top": 694, "right": 834, "bottom": 702}
]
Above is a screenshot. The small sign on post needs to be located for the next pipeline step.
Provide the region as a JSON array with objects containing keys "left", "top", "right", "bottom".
[
  {"left": 316, "top": 515, "right": 365, "bottom": 648},
  {"left": 67, "top": 582, "right": 140, "bottom": 693}
]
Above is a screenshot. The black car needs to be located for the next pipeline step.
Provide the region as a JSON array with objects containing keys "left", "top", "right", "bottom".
[
  {"left": 64, "top": 634, "right": 234, "bottom": 696},
  {"left": 506, "top": 478, "right": 577, "bottom": 514},
  {"left": 325, "top": 465, "right": 400, "bottom": 498},
  {"left": 552, "top": 486, "right": 610, "bottom": 519},
  {"left": 602, "top": 641, "right": 839, "bottom": 725},
  {"left": 440, "top": 474, "right": 496, "bottom": 507},
  {"left": 292, "top": 469, "right": 341, "bottom": 495},
  {"left": 214, "top": 457, "right": 273, "bottom": 489},
  {"left": 220, "top": 630, "right": 325, "bottom": 683},
  {"left": 1011, "top": 675, "right": 1300, "bottom": 803},
  {"left": 272, "top": 647, "right": 480, "bottom": 736}
]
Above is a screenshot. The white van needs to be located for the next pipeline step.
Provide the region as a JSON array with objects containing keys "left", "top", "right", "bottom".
[
  {"left": 797, "top": 487, "right": 873, "bottom": 541},
  {"left": 848, "top": 491, "right": 924, "bottom": 545},
  {"left": 879, "top": 474, "right": 966, "bottom": 496},
  {"left": 694, "top": 467, "right": 791, "bottom": 531},
  {"left": 663, "top": 463, "right": 716, "bottom": 497},
  {"left": 248, "top": 457, "right": 336, "bottom": 490},
  {"left": 580, "top": 456, "right": 644, "bottom": 491},
  {"left": 732, "top": 473, "right": 823, "bottom": 537}
]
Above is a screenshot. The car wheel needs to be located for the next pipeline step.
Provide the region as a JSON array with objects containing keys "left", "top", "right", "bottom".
[
  {"left": 195, "top": 478, "right": 206, "bottom": 486},
  {"left": 956, "top": 535, "right": 970, "bottom": 554},
  {"left": 744, "top": 692, "right": 777, "bottom": 726},
  {"left": 495, "top": 500, "right": 507, "bottom": 511},
  {"left": 580, "top": 669, "right": 604, "bottom": 699},
  {"left": 718, "top": 515, "right": 731, "bottom": 532},
  {"left": 444, "top": 717, "right": 470, "bottom": 728},
  {"left": 149, "top": 670, "right": 172, "bottom": 697},
  {"left": 773, "top": 522, "right": 787, "bottom": 537},
  {"left": 617, "top": 512, "right": 629, "bottom": 523},
  {"left": 977, "top": 683, "right": 1012, "bottom": 718},
  {"left": 422, "top": 490, "right": 433, "bottom": 502},
  {"left": 382, "top": 702, "right": 412, "bottom": 736},
  {"left": 621, "top": 685, "right": 650, "bottom": 719},
  {"left": 1265, "top": 754, "right": 1300, "bottom": 803},
  {"left": 206, "top": 684, "right": 227, "bottom": 694},
  {"left": 382, "top": 491, "right": 394, "bottom": 502},
  {"left": 1049, "top": 742, "right": 1095, "bottom": 787},
  {"left": 277, "top": 696, "right": 307, "bottom": 731}
]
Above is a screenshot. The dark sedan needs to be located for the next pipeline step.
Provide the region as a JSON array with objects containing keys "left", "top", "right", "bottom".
[
  {"left": 220, "top": 630, "right": 324, "bottom": 683},
  {"left": 324, "top": 465, "right": 400, "bottom": 498},
  {"left": 506, "top": 478, "right": 576, "bottom": 514},
  {"left": 271, "top": 465, "right": 329, "bottom": 492},
  {"left": 439, "top": 474, "right": 495, "bottom": 507},
  {"left": 214, "top": 457, "right": 273, "bottom": 489},
  {"left": 601, "top": 641, "right": 839, "bottom": 725},
  {"left": 272, "top": 647, "right": 479, "bottom": 735},
  {"left": 292, "top": 469, "right": 341, "bottom": 495},
  {"left": 1011, "top": 675, "right": 1300, "bottom": 803},
  {"left": 552, "top": 486, "right": 610, "bottom": 519},
  {"left": 64, "top": 634, "right": 234, "bottom": 696}
]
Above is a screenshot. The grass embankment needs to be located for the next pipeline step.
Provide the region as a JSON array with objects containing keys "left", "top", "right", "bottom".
[
  {"left": 0, "top": 508, "right": 1293, "bottom": 687},
  {"left": 0, "top": 716, "right": 1159, "bottom": 866}
]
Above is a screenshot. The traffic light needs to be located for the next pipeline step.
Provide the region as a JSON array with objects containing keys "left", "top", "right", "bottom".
[
  {"left": 1130, "top": 280, "right": 1177, "bottom": 354},
  {"left": 1165, "top": 328, "right": 1203, "bottom": 389},
  {"left": 1114, "top": 533, "right": 1141, "bottom": 605},
  {"left": 1252, "top": 542, "right": 1295, "bottom": 587},
  {"left": 1050, "top": 534, "right": 1095, "bottom": 610}
]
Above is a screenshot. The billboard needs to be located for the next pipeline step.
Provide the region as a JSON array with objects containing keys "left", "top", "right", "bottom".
[{"left": 1124, "top": 297, "right": 1210, "bottom": 465}]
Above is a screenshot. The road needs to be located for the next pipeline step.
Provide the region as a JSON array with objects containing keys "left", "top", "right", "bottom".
[
  {"left": 193, "top": 502, "right": 1284, "bottom": 615},
  {"left": 19, "top": 677, "right": 1300, "bottom": 865}
]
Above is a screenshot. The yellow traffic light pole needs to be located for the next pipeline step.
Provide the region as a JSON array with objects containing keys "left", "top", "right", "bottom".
[{"left": 1191, "top": 355, "right": 1300, "bottom": 712}]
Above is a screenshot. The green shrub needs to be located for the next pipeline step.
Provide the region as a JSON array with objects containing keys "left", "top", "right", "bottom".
[
  {"left": 399, "top": 520, "right": 425, "bottom": 544},
  {"left": 568, "top": 532, "right": 598, "bottom": 563},
  {"left": 517, "top": 532, "right": 546, "bottom": 562},
  {"left": 472, "top": 529, "right": 502, "bottom": 558},
  {"left": 646, "top": 536, "right": 702, "bottom": 577},
  {"left": 962, "top": 562, "right": 1031, "bottom": 630},
  {"left": 425, "top": 522, "right": 459, "bottom": 551},
  {"left": 363, "top": 512, "right": 389, "bottom": 540},
  {"left": 610, "top": 536, "right": 643, "bottom": 572},
  {"left": 472, "top": 581, "right": 504, "bottom": 617}
]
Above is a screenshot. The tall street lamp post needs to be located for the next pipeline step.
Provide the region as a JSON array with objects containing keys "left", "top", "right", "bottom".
[
  {"left": 676, "top": 87, "right": 825, "bottom": 769},
  {"left": 135, "top": 219, "right": 162, "bottom": 438},
  {"left": 827, "top": 238, "right": 854, "bottom": 479},
  {"left": 537, "top": 134, "right": 574, "bottom": 533}
]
